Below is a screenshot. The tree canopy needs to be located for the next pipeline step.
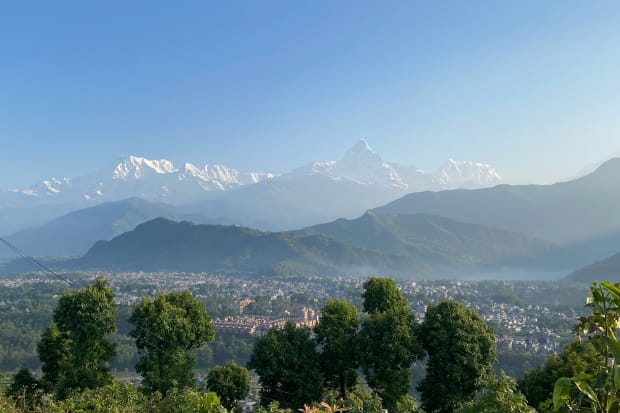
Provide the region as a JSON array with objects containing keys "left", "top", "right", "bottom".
[
  {"left": 417, "top": 300, "right": 496, "bottom": 413},
  {"left": 129, "top": 291, "right": 215, "bottom": 395},
  {"left": 39, "top": 278, "right": 117, "bottom": 399},
  {"left": 314, "top": 298, "right": 360, "bottom": 399},
  {"left": 206, "top": 362, "right": 250, "bottom": 411},
  {"left": 358, "top": 277, "right": 423, "bottom": 411},
  {"left": 248, "top": 322, "right": 323, "bottom": 409}
]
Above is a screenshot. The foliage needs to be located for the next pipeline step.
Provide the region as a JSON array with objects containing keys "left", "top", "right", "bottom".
[
  {"left": 46, "top": 382, "right": 225, "bottom": 413},
  {"left": 4, "top": 368, "right": 43, "bottom": 411},
  {"left": 49, "top": 381, "right": 146, "bottom": 412},
  {"left": 519, "top": 339, "right": 599, "bottom": 410},
  {"left": 129, "top": 291, "right": 216, "bottom": 395},
  {"left": 361, "top": 277, "right": 408, "bottom": 314},
  {"left": 252, "top": 401, "right": 292, "bottom": 413},
  {"left": 314, "top": 298, "right": 360, "bottom": 398},
  {"left": 322, "top": 387, "right": 383, "bottom": 413},
  {"left": 248, "top": 322, "right": 323, "bottom": 409},
  {"left": 206, "top": 362, "right": 250, "bottom": 410},
  {"left": 37, "top": 323, "right": 69, "bottom": 391},
  {"left": 417, "top": 300, "right": 496, "bottom": 413},
  {"left": 148, "top": 388, "right": 225, "bottom": 413},
  {"left": 42, "top": 278, "right": 117, "bottom": 399},
  {"left": 552, "top": 281, "right": 620, "bottom": 412},
  {"left": 358, "top": 277, "right": 423, "bottom": 411},
  {"left": 456, "top": 371, "right": 535, "bottom": 413}
]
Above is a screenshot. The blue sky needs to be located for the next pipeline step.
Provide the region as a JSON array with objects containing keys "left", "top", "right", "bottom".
[{"left": 1, "top": 1, "right": 619, "bottom": 187}]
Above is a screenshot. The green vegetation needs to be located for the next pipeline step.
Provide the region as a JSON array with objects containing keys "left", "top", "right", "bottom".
[
  {"left": 44, "top": 278, "right": 117, "bottom": 399},
  {"left": 129, "top": 291, "right": 216, "bottom": 395},
  {"left": 206, "top": 362, "right": 250, "bottom": 411},
  {"left": 313, "top": 298, "right": 360, "bottom": 399},
  {"left": 358, "top": 278, "right": 423, "bottom": 410},
  {"left": 552, "top": 281, "right": 620, "bottom": 412},
  {"left": 456, "top": 371, "right": 535, "bottom": 413},
  {"left": 77, "top": 214, "right": 556, "bottom": 278},
  {"left": 248, "top": 322, "right": 323, "bottom": 409},
  {"left": 417, "top": 300, "right": 496, "bottom": 413},
  {"left": 4, "top": 275, "right": 620, "bottom": 412}
]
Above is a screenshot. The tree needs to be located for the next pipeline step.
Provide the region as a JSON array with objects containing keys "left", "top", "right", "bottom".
[
  {"left": 5, "top": 367, "right": 42, "bottom": 409},
  {"left": 361, "top": 277, "right": 409, "bottom": 314},
  {"left": 314, "top": 298, "right": 360, "bottom": 399},
  {"left": 37, "top": 323, "right": 70, "bottom": 392},
  {"left": 456, "top": 371, "right": 535, "bottom": 413},
  {"left": 42, "top": 278, "right": 117, "bottom": 399},
  {"left": 129, "top": 291, "right": 215, "bottom": 395},
  {"left": 519, "top": 339, "right": 598, "bottom": 410},
  {"left": 248, "top": 322, "right": 323, "bottom": 409},
  {"left": 417, "top": 300, "right": 496, "bottom": 413},
  {"left": 358, "top": 277, "right": 423, "bottom": 411},
  {"left": 206, "top": 362, "right": 250, "bottom": 411},
  {"left": 552, "top": 282, "right": 620, "bottom": 412}
]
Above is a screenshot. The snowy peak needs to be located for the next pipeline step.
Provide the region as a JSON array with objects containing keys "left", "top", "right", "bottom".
[
  {"left": 3, "top": 155, "right": 274, "bottom": 207},
  {"left": 113, "top": 156, "right": 178, "bottom": 180},
  {"left": 292, "top": 140, "right": 502, "bottom": 191},
  {"left": 342, "top": 138, "right": 377, "bottom": 158},
  {"left": 434, "top": 159, "right": 502, "bottom": 189},
  {"left": 180, "top": 162, "right": 274, "bottom": 188}
]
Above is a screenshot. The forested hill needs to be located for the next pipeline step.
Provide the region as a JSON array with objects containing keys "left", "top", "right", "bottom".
[
  {"left": 565, "top": 251, "right": 620, "bottom": 283},
  {"left": 80, "top": 218, "right": 412, "bottom": 276},
  {"left": 79, "top": 215, "right": 555, "bottom": 278}
]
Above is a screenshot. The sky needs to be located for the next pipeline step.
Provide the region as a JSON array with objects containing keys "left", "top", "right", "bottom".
[{"left": 1, "top": 1, "right": 619, "bottom": 188}]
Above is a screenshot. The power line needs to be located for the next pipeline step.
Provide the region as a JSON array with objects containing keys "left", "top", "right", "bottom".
[
  {"left": 0, "top": 237, "right": 249, "bottom": 388},
  {"left": 0, "top": 237, "right": 73, "bottom": 285}
]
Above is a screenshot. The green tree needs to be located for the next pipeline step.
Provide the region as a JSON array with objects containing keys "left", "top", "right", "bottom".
[
  {"left": 248, "top": 322, "right": 323, "bottom": 409},
  {"left": 519, "top": 339, "right": 598, "bottom": 410},
  {"left": 129, "top": 291, "right": 215, "bottom": 395},
  {"left": 314, "top": 298, "right": 360, "bottom": 399},
  {"left": 552, "top": 281, "right": 620, "bottom": 412},
  {"left": 417, "top": 300, "right": 496, "bottom": 413},
  {"left": 358, "top": 277, "right": 423, "bottom": 411},
  {"left": 37, "top": 323, "right": 70, "bottom": 392},
  {"left": 5, "top": 368, "right": 42, "bottom": 410},
  {"left": 361, "top": 278, "right": 408, "bottom": 314},
  {"left": 206, "top": 362, "right": 250, "bottom": 411},
  {"left": 45, "top": 278, "right": 117, "bottom": 399},
  {"left": 456, "top": 371, "right": 535, "bottom": 413}
]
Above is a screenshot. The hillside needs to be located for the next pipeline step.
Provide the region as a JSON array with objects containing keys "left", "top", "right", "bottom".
[
  {"left": 295, "top": 212, "right": 553, "bottom": 268},
  {"left": 372, "top": 158, "right": 620, "bottom": 245},
  {"left": 2, "top": 198, "right": 180, "bottom": 258},
  {"left": 565, "top": 252, "right": 620, "bottom": 283},
  {"left": 80, "top": 218, "right": 412, "bottom": 276},
  {"left": 78, "top": 215, "right": 557, "bottom": 278}
]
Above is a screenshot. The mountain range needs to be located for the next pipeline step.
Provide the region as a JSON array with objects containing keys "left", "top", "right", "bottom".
[
  {"left": 5, "top": 142, "right": 620, "bottom": 281},
  {"left": 0, "top": 140, "right": 502, "bottom": 236}
]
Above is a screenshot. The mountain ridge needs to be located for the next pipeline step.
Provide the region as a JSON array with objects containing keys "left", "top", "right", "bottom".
[
  {"left": 371, "top": 157, "right": 620, "bottom": 244},
  {"left": 73, "top": 213, "right": 558, "bottom": 278}
]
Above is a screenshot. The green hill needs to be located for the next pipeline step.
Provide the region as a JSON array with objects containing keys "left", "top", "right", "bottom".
[{"left": 79, "top": 213, "right": 555, "bottom": 278}]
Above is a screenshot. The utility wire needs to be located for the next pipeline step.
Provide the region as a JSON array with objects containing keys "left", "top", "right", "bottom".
[
  {"left": 0, "top": 237, "right": 73, "bottom": 285},
  {"left": 0, "top": 236, "right": 200, "bottom": 361}
]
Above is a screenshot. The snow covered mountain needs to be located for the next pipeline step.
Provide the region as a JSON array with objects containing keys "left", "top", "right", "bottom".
[
  {"left": 434, "top": 159, "right": 502, "bottom": 189},
  {"left": 183, "top": 140, "right": 505, "bottom": 231},
  {"left": 293, "top": 139, "right": 501, "bottom": 191},
  {"left": 0, "top": 141, "right": 503, "bottom": 235},
  {"left": 1, "top": 156, "right": 274, "bottom": 208}
]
